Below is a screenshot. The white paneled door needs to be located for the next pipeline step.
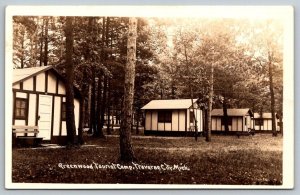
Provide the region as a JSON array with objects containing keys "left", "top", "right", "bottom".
[{"left": 38, "top": 95, "right": 53, "bottom": 140}]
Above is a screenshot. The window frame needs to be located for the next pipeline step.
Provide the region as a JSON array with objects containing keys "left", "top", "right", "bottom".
[
  {"left": 14, "top": 97, "right": 28, "bottom": 120},
  {"left": 61, "top": 102, "right": 66, "bottom": 121},
  {"left": 255, "top": 119, "right": 263, "bottom": 126},
  {"left": 157, "top": 110, "right": 172, "bottom": 123},
  {"left": 190, "top": 111, "right": 195, "bottom": 123},
  {"left": 221, "top": 116, "right": 232, "bottom": 126}
]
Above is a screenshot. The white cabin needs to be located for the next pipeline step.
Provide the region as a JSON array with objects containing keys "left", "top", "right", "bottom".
[
  {"left": 211, "top": 108, "right": 253, "bottom": 133},
  {"left": 12, "top": 66, "right": 81, "bottom": 144},
  {"left": 141, "top": 99, "right": 203, "bottom": 136},
  {"left": 253, "top": 113, "right": 280, "bottom": 132}
]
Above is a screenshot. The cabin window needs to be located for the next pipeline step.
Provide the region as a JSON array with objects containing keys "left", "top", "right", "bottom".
[
  {"left": 61, "top": 102, "right": 66, "bottom": 121},
  {"left": 158, "top": 110, "right": 172, "bottom": 123},
  {"left": 221, "top": 116, "right": 232, "bottom": 126},
  {"left": 190, "top": 111, "right": 195, "bottom": 123},
  {"left": 255, "top": 119, "right": 263, "bottom": 126},
  {"left": 15, "top": 98, "right": 27, "bottom": 119}
]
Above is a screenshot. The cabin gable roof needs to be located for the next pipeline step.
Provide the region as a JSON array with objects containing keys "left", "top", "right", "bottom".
[
  {"left": 13, "top": 66, "right": 81, "bottom": 98},
  {"left": 254, "top": 112, "right": 279, "bottom": 119},
  {"left": 13, "top": 66, "right": 52, "bottom": 85},
  {"left": 141, "top": 99, "right": 198, "bottom": 110},
  {"left": 211, "top": 108, "right": 253, "bottom": 117}
]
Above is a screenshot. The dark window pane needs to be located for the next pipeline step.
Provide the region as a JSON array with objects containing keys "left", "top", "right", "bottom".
[
  {"left": 255, "top": 119, "right": 263, "bottom": 126},
  {"left": 61, "top": 103, "right": 66, "bottom": 121},
  {"left": 190, "top": 111, "right": 195, "bottom": 123},
  {"left": 221, "top": 116, "right": 232, "bottom": 126},
  {"left": 15, "top": 98, "right": 27, "bottom": 119},
  {"left": 158, "top": 110, "right": 172, "bottom": 123},
  {"left": 165, "top": 111, "right": 172, "bottom": 123},
  {"left": 20, "top": 109, "right": 25, "bottom": 117}
]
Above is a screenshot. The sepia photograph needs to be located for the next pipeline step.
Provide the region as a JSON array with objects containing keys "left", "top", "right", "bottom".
[{"left": 5, "top": 6, "right": 294, "bottom": 189}]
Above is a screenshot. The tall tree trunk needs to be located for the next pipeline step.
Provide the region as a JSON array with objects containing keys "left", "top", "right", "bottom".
[
  {"left": 259, "top": 107, "right": 263, "bottom": 131},
  {"left": 64, "top": 16, "right": 76, "bottom": 146},
  {"left": 100, "top": 76, "right": 107, "bottom": 131},
  {"left": 119, "top": 17, "right": 137, "bottom": 162},
  {"left": 268, "top": 53, "right": 277, "bottom": 137},
  {"left": 189, "top": 87, "right": 198, "bottom": 141},
  {"left": 222, "top": 96, "right": 229, "bottom": 134},
  {"left": 203, "top": 109, "right": 208, "bottom": 137},
  {"left": 87, "top": 84, "right": 92, "bottom": 132},
  {"left": 206, "top": 62, "right": 213, "bottom": 142},
  {"left": 95, "top": 75, "right": 105, "bottom": 137},
  {"left": 20, "top": 31, "right": 25, "bottom": 68},
  {"left": 78, "top": 83, "right": 88, "bottom": 145},
  {"left": 29, "top": 30, "right": 35, "bottom": 67},
  {"left": 88, "top": 69, "right": 96, "bottom": 134},
  {"left": 107, "top": 78, "right": 111, "bottom": 135},
  {"left": 191, "top": 98, "right": 198, "bottom": 141},
  {"left": 33, "top": 17, "right": 39, "bottom": 67},
  {"left": 86, "top": 17, "right": 94, "bottom": 134},
  {"left": 279, "top": 114, "right": 283, "bottom": 134},
  {"left": 135, "top": 109, "right": 139, "bottom": 135},
  {"left": 39, "top": 18, "right": 44, "bottom": 67},
  {"left": 43, "top": 17, "right": 49, "bottom": 66}
]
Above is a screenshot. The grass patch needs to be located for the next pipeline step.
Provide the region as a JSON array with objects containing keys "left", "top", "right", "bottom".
[{"left": 12, "top": 134, "right": 282, "bottom": 185}]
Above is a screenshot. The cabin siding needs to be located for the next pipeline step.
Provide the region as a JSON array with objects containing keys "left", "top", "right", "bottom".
[
  {"left": 27, "top": 94, "right": 36, "bottom": 136},
  {"left": 23, "top": 77, "right": 33, "bottom": 91},
  {"left": 165, "top": 123, "right": 171, "bottom": 131},
  {"left": 158, "top": 123, "right": 164, "bottom": 131},
  {"left": 14, "top": 119, "right": 26, "bottom": 137},
  {"left": 253, "top": 114, "right": 280, "bottom": 131},
  {"left": 36, "top": 72, "right": 46, "bottom": 92},
  {"left": 172, "top": 110, "right": 179, "bottom": 131},
  {"left": 16, "top": 92, "right": 27, "bottom": 98},
  {"left": 187, "top": 110, "right": 190, "bottom": 130},
  {"left": 13, "top": 83, "right": 20, "bottom": 89},
  {"left": 178, "top": 110, "right": 185, "bottom": 131},
  {"left": 213, "top": 117, "right": 222, "bottom": 131},
  {"left": 196, "top": 109, "right": 202, "bottom": 132},
  {"left": 47, "top": 72, "right": 57, "bottom": 93},
  {"left": 61, "top": 121, "right": 67, "bottom": 136},
  {"left": 238, "top": 117, "right": 243, "bottom": 131},
  {"left": 145, "top": 111, "right": 151, "bottom": 130},
  {"left": 212, "top": 116, "right": 250, "bottom": 132},
  {"left": 144, "top": 108, "right": 202, "bottom": 133},
  {"left": 151, "top": 111, "right": 158, "bottom": 131},
  {"left": 53, "top": 96, "right": 61, "bottom": 136},
  {"left": 267, "top": 120, "right": 271, "bottom": 131},
  {"left": 232, "top": 118, "right": 238, "bottom": 131},
  {"left": 58, "top": 81, "right": 66, "bottom": 95}
]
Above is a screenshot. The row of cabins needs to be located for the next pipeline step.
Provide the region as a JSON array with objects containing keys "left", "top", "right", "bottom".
[
  {"left": 142, "top": 99, "right": 280, "bottom": 135},
  {"left": 11, "top": 66, "right": 280, "bottom": 145}
]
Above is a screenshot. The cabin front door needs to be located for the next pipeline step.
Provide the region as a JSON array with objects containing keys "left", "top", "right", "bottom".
[{"left": 38, "top": 95, "right": 53, "bottom": 140}]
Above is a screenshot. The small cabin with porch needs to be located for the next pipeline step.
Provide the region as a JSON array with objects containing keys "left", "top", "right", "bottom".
[
  {"left": 211, "top": 108, "right": 253, "bottom": 134},
  {"left": 141, "top": 99, "right": 203, "bottom": 136},
  {"left": 12, "top": 66, "right": 81, "bottom": 145},
  {"left": 253, "top": 112, "right": 280, "bottom": 132}
]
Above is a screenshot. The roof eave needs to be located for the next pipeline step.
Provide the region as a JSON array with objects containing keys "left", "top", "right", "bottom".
[{"left": 13, "top": 66, "right": 53, "bottom": 85}]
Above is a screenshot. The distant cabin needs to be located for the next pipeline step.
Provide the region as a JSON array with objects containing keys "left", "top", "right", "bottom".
[
  {"left": 253, "top": 113, "right": 280, "bottom": 132},
  {"left": 12, "top": 66, "right": 81, "bottom": 144},
  {"left": 141, "top": 99, "right": 203, "bottom": 136},
  {"left": 211, "top": 109, "right": 253, "bottom": 133}
]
